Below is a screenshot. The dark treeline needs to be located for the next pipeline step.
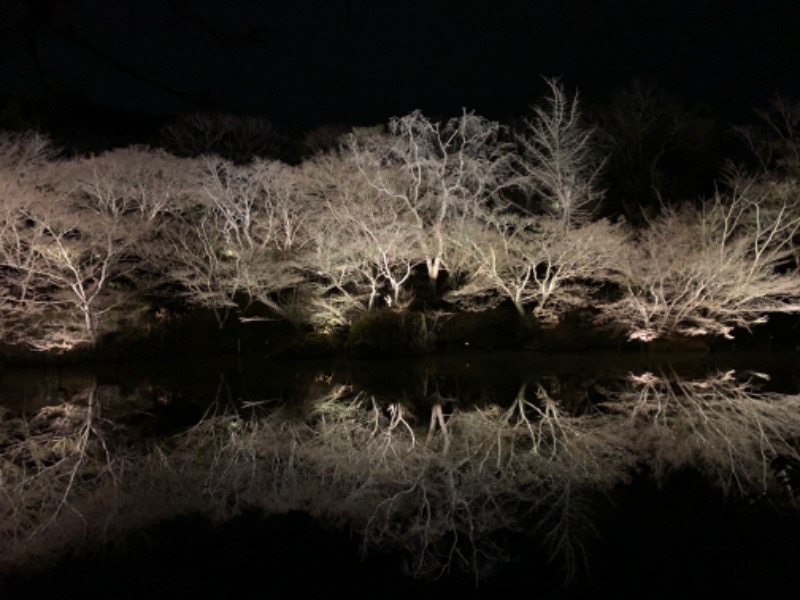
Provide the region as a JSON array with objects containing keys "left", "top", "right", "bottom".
[{"left": 0, "top": 80, "right": 798, "bottom": 358}]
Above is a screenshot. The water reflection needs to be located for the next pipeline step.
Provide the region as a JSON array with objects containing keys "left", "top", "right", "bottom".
[{"left": 0, "top": 359, "right": 799, "bottom": 586}]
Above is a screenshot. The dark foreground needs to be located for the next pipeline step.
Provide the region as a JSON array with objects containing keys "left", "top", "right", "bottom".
[{"left": 3, "top": 470, "right": 799, "bottom": 600}]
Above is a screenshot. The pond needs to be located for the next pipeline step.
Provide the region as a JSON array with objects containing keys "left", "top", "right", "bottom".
[{"left": 1, "top": 349, "right": 799, "bottom": 598}]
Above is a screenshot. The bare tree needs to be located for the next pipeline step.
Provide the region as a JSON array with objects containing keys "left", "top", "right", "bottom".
[
  {"left": 600, "top": 179, "right": 800, "bottom": 341},
  {"left": 736, "top": 93, "right": 800, "bottom": 177},
  {"left": 0, "top": 139, "right": 154, "bottom": 350},
  {"left": 292, "top": 150, "right": 423, "bottom": 331},
  {"left": 594, "top": 80, "right": 716, "bottom": 220},
  {"left": 160, "top": 112, "right": 288, "bottom": 162},
  {"left": 307, "top": 152, "right": 419, "bottom": 311},
  {"left": 449, "top": 214, "right": 626, "bottom": 321},
  {"left": 66, "top": 147, "right": 199, "bottom": 223},
  {"left": 349, "top": 110, "right": 510, "bottom": 293},
  {"left": 159, "top": 207, "right": 241, "bottom": 328},
  {"left": 159, "top": 157, "right": 309, "bottom": 326},
  {"left": 514, "top": 78, "right": 604, "bottom": 228},
  {"left": 0, "top": 187, "right": 142, "bottom": 349},
  {"left": 0, "top": 131, "right": 58, "bottom": 171}
]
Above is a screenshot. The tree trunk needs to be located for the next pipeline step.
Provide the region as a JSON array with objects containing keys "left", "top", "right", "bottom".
[
  {"left": 426, "top": 257, "right": 441, "bottom": 295},
  {"left": 512, "top": 299, "right": 526, "bottom": 317}
]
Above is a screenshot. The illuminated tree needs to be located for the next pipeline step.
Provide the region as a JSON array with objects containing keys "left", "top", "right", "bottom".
[
  {"left": 0, "top": 182, "right": 140, "bottom": 349},
  {"left": 0, "top": 131, "right": 57, "bottom": 170},
  {"left": 0, "top": 135, "right": 160, "bottom": 349},
  {"left": 349, "top": 110, "right": 510, "bottom": 294},
  {"left": 302, "top": 151, "right": 418, "bottom": 315},
  {"left": 159, "top": 158, "right": 309, "bottom": 327},
  {"left": 600, "top": 178, "right": 800, "bottom": 341},
  {"left": 513, "top": 78, "right": 604, "bottom": 228},
  {"left": 449, "top": 215, "right": 625, "bottom": 320},
  {"left": 66, "top": 147, "right": 199, "bottom": 223}
]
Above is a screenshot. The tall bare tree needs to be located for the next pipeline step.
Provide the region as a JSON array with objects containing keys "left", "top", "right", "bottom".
[
  {"left": 349, "top": 110, "right": 510, "bottom": 294},
  {"left": 514, "top": 78, "right": 604, "bottom": 228}
]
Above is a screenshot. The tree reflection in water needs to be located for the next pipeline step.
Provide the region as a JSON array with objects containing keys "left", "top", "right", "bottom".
[{"left": 1, "top": 369, "right": 799, "bottom": 585}]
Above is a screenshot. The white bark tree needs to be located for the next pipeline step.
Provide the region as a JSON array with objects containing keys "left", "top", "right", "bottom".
[
  {"left": 159, "top": 158, "right": 309, "bottom": 327},
  {"left": 514, "top": 78, "right": 604, "bottom": 228},
  {"left": 159, "top": 208, "right": 240, "bottom": 328},
  {"left": 449, "top": 214, "right": 626, "bottom": 321},
  {"left": 349, "top": 110, "right": 511, "bottom": 293},
  {"left": 292, "top": 151, "right": 419, "bottom": 331},
  {"left": 67, "top": 147, "right": 199, "bottom": 223},
  {"left": 0, "top": 182, "right": 138, "bottom": 349},
  {"left": 0, "top": 131, "right": 58, "bottom": 172},
  {"left": 600, "top": 179, "right": 800, "bottom": 341},
  {"left": 0, "top": 136, "right": 163, "bottom": 350}
]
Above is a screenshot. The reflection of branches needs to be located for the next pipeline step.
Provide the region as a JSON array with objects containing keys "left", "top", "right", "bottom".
[
  {"left": 186, "top": 386, "right": 628, "bottom": 583},
  {"left": 604, "top": 370, "right": 800, "bottom": 495},
  {"left": 3, "top": 370, "right": 797, "bottom": 586},
  {"left": 0, "top": 382, "right": 125, "bottom": 570}
]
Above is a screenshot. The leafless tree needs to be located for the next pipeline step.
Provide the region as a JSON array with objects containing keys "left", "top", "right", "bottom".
[
  {"left": 299, "top": 123, "right": 352, "bottom": 157},
  {"left": 736, "top": 93, "right": 800, "bottom": 177},
  {"left": 288, "top": 150, "right": 421, "bottom": 331},
  {"left": 159, "top": 207, "right": 241, "bottom": 328},
  {"left": 600, "top": 179, "right": 800, "bottom": 341},
  {"left": 305, "top": 151, "right": 419, "bottom": 312},
  {"left": 0, "top": 131, "right": 58, "bottom": 171},
  {"left": 160, "top": 112, "right": 288, "bottom": 162},
  {"left": 65, "top": 147, "right": 200, "bottom": 223},
  {"left": 514, "top": 78, "right": 604, "bottom": 228},
  {"left": 449, "top": 214, "right": 626, "bottom": 320},
  {"left": 349, "top": 110, "right": 511, "bottom": 293},
  {"left": 159, "top": 157, "right": 309, "bottom": 326},
  {"left": 0, "top": 141, "right": 153, "bottom": 349},
  {"left": 594, "top": 80, "right": 716, "bottom": 219}
]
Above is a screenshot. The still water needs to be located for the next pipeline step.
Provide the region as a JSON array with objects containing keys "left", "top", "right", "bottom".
[{"left": 1, "top": 349, "right": 799, "bottom": 598}]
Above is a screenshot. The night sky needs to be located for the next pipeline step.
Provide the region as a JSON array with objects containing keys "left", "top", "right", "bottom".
[{"left": 1, "top": 0, "right": 799, "bottom": 131}]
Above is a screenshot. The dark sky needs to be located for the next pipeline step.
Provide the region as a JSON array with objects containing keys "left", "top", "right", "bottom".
[{"left": 1, "top": 0, "right": 799, "bottom": 129}]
